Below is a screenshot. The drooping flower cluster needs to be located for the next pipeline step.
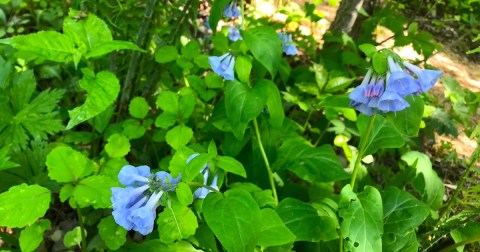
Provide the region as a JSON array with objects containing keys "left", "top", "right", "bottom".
[
  {"left": 228, "top": 26, "right": 242, "bottom": 42},
  {"left": 278, "top": 31, "right": 298, "bottom": 56},
  {"left": 349, "top": 55, "right": 442, "bottom": 115},
  {"left": 223, "top": 2, "right": 240, "bottom": 19},
  {"left": 208, "top": 53, "right": 235, "bottom": 80},
  {"left": 186, "top": 154, "right": 219, "bottom": 199},
  {"left": 111, "top": 165, "right": 180, "bottom": 235}
]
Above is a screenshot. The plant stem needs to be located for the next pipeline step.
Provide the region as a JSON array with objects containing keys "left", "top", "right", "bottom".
[
  {"left": 438, "top": 236, "right": 480, "bottom": 252},
  {"left": 253, "top": 118, "right": 278, "bottom": 203},
  {"left": 314, "top": 121, "right": 331, "bottom": 147},
  {"left": 187, "top": 182, "right": 221, "bottom": 194},
  {"left": 117, "top": 0, "right": 156, "bottom": 121},
  {"left": 302, "top": 110, "right": 313, "bottom": 133},
  {"left": 76, "top": 204, "right": 86, "bottom": 252},
  {"left": 350, "top": 114, "right": 376, "bottom": 189}
]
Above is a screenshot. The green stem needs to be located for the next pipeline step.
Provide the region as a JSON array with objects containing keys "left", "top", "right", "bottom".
[
  {"left": 350, "top": 114, "right": 376, "bottom": 189},
  {"left": 302, "top": 110, "right": 313, "bottom": 133},
  {"left": 313, "top": 121, "right": 331, "bottom": 147},
  {"left": 438, "top": 236, "right": 480, "bottom": 252},
  {"left": 253, "top": 118, "right": 278, "bottom": 203},
  {"left": 188, "top": 182, "right": 221, "bottom": 194},
  {"left": 76, "top": 204, "right": 86, "bottom": 252}
]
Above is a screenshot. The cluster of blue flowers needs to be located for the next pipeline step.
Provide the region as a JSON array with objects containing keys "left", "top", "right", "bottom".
[
  {"left": 207, "top": 2, "right": 297, "bottom": 81},
  {"left": 349, "top": 56, "right": 442, "bottom": 115},
  {"left": 111, "top": 153, "right": 220, "bottom": 235}
]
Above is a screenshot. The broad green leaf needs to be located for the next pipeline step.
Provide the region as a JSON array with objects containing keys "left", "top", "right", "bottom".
[
  {"left": 176, "top": 182, "right": 193, "bottom": 206},
  {"left": 257, "top": 208, "right": 296, "bottom": 247},
  {"left": 60, "top": 184, "right": 75, "bottom": 202},
  {"left": 242, "top": 26, "right": 282, "bottom": 76},
  {"left": 208, "top": 0, "right": 230, "bottom": 33},
  {"left": 128, "top": 96, "right": 149, "bottom": 119},
  {"left": 181, "top": 41, "right": 200, "bottom": 59},
  {"left": 203, "top": 189, "right": 261, "bottom": 252},
  {"left": 71, "top": 175, "right": 117, "bottom": 208},
  {"left": 98, "top": 216, "right": 127, "bottom": 250},
  {"left": 122, "top": 119, "right": 146, "bottom": 139},
  {"left": 19, "top": 219, "right": 51, "bottom": 252},
  {"left": 357, "top": 114, "right": 405, "bottom": 156},
  {"left": 273, "top": 138, "right": 350, "bottom": 183},
  {"left": 155, "top": 45, "right": 178, "bottom": 63},
  {"left": 451, "top": 222, "right": 480, "bottom": 252},
  {"left": 388, "top": 96, "right": 424, "bottom": 137},
  {"left": 316, "top": 94, "right": 351, "bottom": 109},
  {"left": 117, "top": 240, "right": 203, "bottom": 251},
  {"left": 401, "top": 151, "right": 444, "bottom": 210},
  {"left": 157, "top": 91, "right": 179, "bottom": 113},
  {"left": 178, "top": 87, "right": 196, "bottom": 119},
  {"left": 382, "top": 187, "right": 429, "bottom": 252},
  {"left": 157, "top": 202, "right": 198, "bottom": 244},
  {"left": 155, "top": 113, "right": 177, "bottom": 129},
  {"left": 86, "top": 40, "right": 143, "bottom": 58},
  {"left": 64, "top": 226, "right": 84, "bottom": 248},
  {"left": 235, "top": 55, "right": 252, "bottom": 84},
  {"left": 276, "top": 198, "right": 338, "bottom": 242},
  {"left": 339, "top": 185, "right": 383, "bottom": 252},
  {"left": 64, "top": 10, "right": 112, "bottom": 52},
  {"left": 184, "top": 153, "right": 214, "bottom": 182},
  {"left": 46, "top": 146, "right": 96, "bottom": 183},
  {"left": 105, "top": 133, "right": 130, "bottom": 158},
  {"left": 372, "top": 51, "right": 388, "bottom": 75},
  {"left": 359, "top": 43, "right": 377, "bottom": 58},
  {"left": 2, "top": 31, "right": 76, "bottom": 63},
  {"left": 260, "top": 79, "right": 285, "bottom": 127},
  {"left": 166, "top": 124, "right": 193, "bottom": 149},
  {"left": 67, "top": 69, "right": 120, "bottom": 129},
  {"left": 225, "top": 80, "right": 268, "bottom": 139},
  {"left": 324, "top": 76, "right": 355, "bottom": 93},
  {"left": 0, "top": 184, "right": 51, "bottom": 228},
  {"left": 383, "top": 231, "right": 418, "bottom": 252},
  {"left": 216, "top": 156, "right": 246, "bottom": 178},
  {"left": 194, "top": 224, "right": 219, "bottom": 252}
]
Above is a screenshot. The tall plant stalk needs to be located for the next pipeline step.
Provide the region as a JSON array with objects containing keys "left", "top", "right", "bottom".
[{"left": 350, "top": 114, "right": 376, "bottom": 189}]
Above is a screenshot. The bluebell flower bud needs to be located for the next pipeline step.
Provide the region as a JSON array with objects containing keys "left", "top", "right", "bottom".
[
  {"left": 223, "top": 2, "right": 240, "bottom": 19},
  {"left": 208, "top": 53, "right": 235, "bottom": 80},
  {"left": 278, "top": 32, "right": 297, "bottom": 55},
  {"left": 228, "top": 26, "right": 243, "bottom": 42}
]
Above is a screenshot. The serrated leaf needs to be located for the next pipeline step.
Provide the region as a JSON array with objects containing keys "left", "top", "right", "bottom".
[
  {"left": 242, "top": 26, "right": 282, "bottom": 76},
  {"left": 0, "top": 184, "right": 51, "bottom": 228},
  {"left": 166, "top": 124, "right": 193, "bottom": 149},
  {"left": 46, "top": 146, "right": 96, "bottom": 183},
  {"left": 0, "top": 146, "right": 18, "bottom": 171},
  {"left": 155, "top": 45, "right": 178, "bottom": 63},
  {"left": 157, "top": 202, "right": 198, "bottom": 244},
  {"left": 19, "top": 219, "right": 50, "bottom": 252},
  {"left": 216, "top": 156, "right": 246, "bottom": 178},
  {"left": 67, "top": 69, "right": 120, "bottom": 129},
  {"left": 98, "top": 216, "right": 127, "bottom": 250},
  {"left": 339, "top": 185, "right": 383, "bottom": 252},
  {"left": 257, "top": 208, "right": 296, "bottom": 247},
  {"left": 276, "top": 198, "right": 338, "bottom": 242},
  {"left": 105, "top": 133, "right": 130, "bottom": 158},
  {"left": 2, "top": 31, "right": 76, "bottom": 63},
  {"left": 203, "top": 189, "right": 261, "bottom": 252},
  {"left": 72, "top": 175, "right": 117, "bottom": 208}
]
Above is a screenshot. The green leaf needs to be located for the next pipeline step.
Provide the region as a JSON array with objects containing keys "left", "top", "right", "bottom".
[
  {"left": 0, "top": 56, "right": 13, "bottom": 89},
  {"left": 117, "top": 240, "right": 203, "bottom": 251},
  {"left": 181, "top": 41, "right": 201, "bottom": 59},
  {"left": 225, "top": 80, "right": 268, "bottom": 139},
  {"left": 257, "top": 208, "right": 296, "bottom": 247},
  {"left": 98, "top": 216, "right": 127, "bottom": 250},
  {"left": 19, "top": 219, "right": 51, "bottom": 252},
  {"left": 359, "top": 44, "right": 377, "bottom": 58},
  {"left": 86, "top": 40, "right": 143, "bottom": 58},
  {"left": 46, "top": 146, "right": 96, "bottom": 183},
  {"left": 128, "top": 96, "right": 149, "bottom": 119},
  {"left": 451, "top": 222, "right": 480, "bottom": 252},
  {"left": 64, "top": 226, "right": 84, "bottom": 248},
  {"left": 242, "top": 26, "right": 282, "bottom": 76},
  {"left": 72, "top": 175, "right": 117, "bottom": 208},
  {"left": 178, "top": 87, "right": 196, "bottom": 119},
  {"left": 276, "top": 198, "right": 338, "bottom": 242},
  {"left": 382, "top": 187, "right": 429, "bottom": 251},
  {"left": 203, "top": 189, "right": 261, "bottom": 252},
  {"left": 105, "top": 133, "right": 130, "bottom": 158},
  {"left": 176, "top": 182, "right": 193, "bottom": 206},
  {"left": 67, "top": 69, "right": 120, "bottom": 129},
  {"left": 216, "top": 156, "right": 246, "bottom": 178},
  {"left": 0, "top": 184, "right": 51, "bottom": 228},
  {"left": 372, "top": 51, "right": 388, "bottom": 75},
  {"left": 157, "top": 202, "right": 198, "bottom": 244},
  {"left": 357, "top": 114, "right": 405, "bottom": 156},
  {"left": 324, "top": 76, "right": 355, "bottom": 93},
  {"left": 166, "top": 124, "right": 193, "bottom": 149},
  {"left": 316, "top": 94, "right": 351, "bottom": 109},
  {"left": 261, "top": 79, "right": 285, "bottom": 127},
  {"left": 2, "top": 31, "right": 76, "bottom": 63},
  {"left": 273, "top": 138, "right": 350, "bottom": 183},
  {"left": 339, "top": 185, "right": 383, "bottom": 252},
  {"left": 64, "top": 10, "right": 112, "bottom": 52},
  {"left": 184, "top": 153, "right": 214, "bottom": 182},
  {"left": 0, "top": 146, "right": 18, "bottom": 171},
  {"left": 208, "top": 0, "right": 230, "bottom": 33},
  {"left": 155, "top": 45, "right": 178, "bottom": 63},
  {"left": 401, "top": 151, "right": 444, "bottom": 210},
  {"left": 235, "top": 55, "right": 252, "bottom": 84},
  {"left": 388, "top": 96, "right": 424, "bottom": 137},
  {"left": 157, "top": 90, "right": 179, "bottom": 113}
]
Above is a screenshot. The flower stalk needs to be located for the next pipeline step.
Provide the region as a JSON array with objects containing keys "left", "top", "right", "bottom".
[{"left": 350, "top": 114, "right": 376, "bottom": 189}]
